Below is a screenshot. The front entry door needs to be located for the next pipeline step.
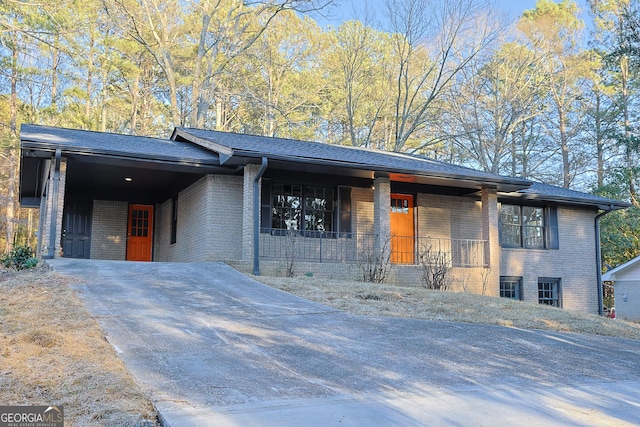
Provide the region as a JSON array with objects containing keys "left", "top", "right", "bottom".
[
  {"left": 62, "top": 201, "right": 92, "bottom": 258},
  {"left": 127, "top": 204, "right": 154, "bottom": 262},
  {"left": 390, "top": 194, "right": 415, "bottom": 264}
]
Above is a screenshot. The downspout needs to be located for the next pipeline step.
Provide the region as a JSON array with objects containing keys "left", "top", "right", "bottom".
[
  {"left": 595, "top": 204, "right": 615, "bottom": 316},
  {"left": 44, "top": 149, "right": 62, "bottom": 259},
  {"left": 253, "top": 157, "right": 268, "bottom": 275}
]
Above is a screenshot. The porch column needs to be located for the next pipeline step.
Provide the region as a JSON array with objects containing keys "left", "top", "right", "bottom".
[
  {"left": 41, "top": 153, "right": 67, "bottom": 259},
  {"left": 481, "top": 187, "right": 500, "bottom": 295},
  {"left": 373, "top": 176, "right": 391, "bottom": 256},
  {"left": 242, "top": 163, "right": 261, "bottom": 263}
]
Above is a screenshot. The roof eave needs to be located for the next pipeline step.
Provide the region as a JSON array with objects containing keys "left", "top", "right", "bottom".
[
  {"left": 498, "top": 191, "right": 630, "bottom": 210},
  {"left": 231, "top": 151, "right": 531, "bottom": 191},
  {"left": 21, "top": 140, "right": 220, "bottom": 169}
]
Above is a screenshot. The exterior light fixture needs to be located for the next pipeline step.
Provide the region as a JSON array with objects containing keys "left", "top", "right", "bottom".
[{"left": 124, "top": 177, "right": 133, "bottom": 182}]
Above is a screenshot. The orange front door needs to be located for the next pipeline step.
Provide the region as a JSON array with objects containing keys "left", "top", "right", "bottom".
[
  {"left": 127, "top": 204, "right": 154, "bottom": 261},
  {"left": 390, "top": 194, "right": 414, "bottom": 264}
]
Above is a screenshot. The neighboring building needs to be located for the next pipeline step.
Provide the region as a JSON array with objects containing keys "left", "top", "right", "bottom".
[
  {"left": 19, "top": 124, "right": 629, "bottom": 314},
  {"left": 602, "top": 257, "right": 640, "bottom": 322}
]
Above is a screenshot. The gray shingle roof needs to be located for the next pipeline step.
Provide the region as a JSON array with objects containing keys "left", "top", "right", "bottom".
[
  {"left": 501, "top": 182, "right": 630, "bottom": 210},
  {"left": 174, "top": 127, "right": 531, "bottom": 187},
  {"left": 20, "top": 124, "right": 630, "bottom": 210},
  {"left": 21, "top": 124, "right": 219, "bottom": 165}
]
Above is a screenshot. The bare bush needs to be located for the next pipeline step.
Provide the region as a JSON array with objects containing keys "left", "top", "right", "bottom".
[
  {"left": 284, "top": 230, "right": 298, "bottom": 278},
  {"left": 358, "top": 236, "right": 391, "bottom": 283},
  {"left": 418, "top": 242, "right": 452, "bottom": 290}
]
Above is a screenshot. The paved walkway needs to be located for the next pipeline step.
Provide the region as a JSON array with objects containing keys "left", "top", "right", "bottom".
[{"left": 50, "top": 259, "right": 640, "bottom": 426}]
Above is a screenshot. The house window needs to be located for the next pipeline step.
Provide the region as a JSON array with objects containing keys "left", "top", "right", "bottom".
[
  {"left": 500, "top": 276, "right": 522, "bottom": 300},
  {"left": 538, "top": 278, "right": 561, "bottom": 307},
  {"left": 391, "top": 196, "right": 409, "bottom": 213},
  {"left": 263, "top": 182, "right": 338, "bottom": 232},
  {"left": 499, "top": 205, "right": 558, "bottom": 249},
  {"left": 170, "top": 196, "right": 178, "bottom": 244}
]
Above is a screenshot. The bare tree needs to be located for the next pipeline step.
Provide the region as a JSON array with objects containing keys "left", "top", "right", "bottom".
[
  {"left": 440, "top": 41, "right": 547, "bottom": 174},
  {"left": 518, "top": 0, "right": 589, "bottom": 188},
  {"left": 384, "top": 0, "right": 503, "bottom": 152},
  {"left": 103, "top": 0, "right": 332, "bottom": 129}
]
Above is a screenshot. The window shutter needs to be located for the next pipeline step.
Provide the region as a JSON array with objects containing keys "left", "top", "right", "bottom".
[
  {"left": 338, "top": 186, "right": 352, "bottom": 234},
  {"left": 546, "top": 207, "right": 559, "bottom": 249},
  {"left": 260, "top": 179, "right": 272, "bottom": 230}
]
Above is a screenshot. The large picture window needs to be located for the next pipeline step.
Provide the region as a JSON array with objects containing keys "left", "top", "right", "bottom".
[
  {"left": 263, "top": 182, "right": 343, "bottom": 233},
  {"left": 499, "top": 204, "right": 558, "bottom": 249}
]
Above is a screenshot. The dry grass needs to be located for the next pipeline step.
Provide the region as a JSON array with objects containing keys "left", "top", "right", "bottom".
[
  {"left": 0, "top": 267, "right": 158, "bottom": 427},
  {"left": 255, "top": 275, "right": 640, "bottom": 341}
]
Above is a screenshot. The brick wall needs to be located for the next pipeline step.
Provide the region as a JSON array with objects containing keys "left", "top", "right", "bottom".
[
  {"left": 154, "top": 198, "right": 175, "bottom": 261},
  {"left": 352, "top": 186, "right": 374, "bottom": 234},
  {"left": 154, "top": 174, "right": 243, "bottom": 262},
  {"left": 90, "top": 200, "right": 128, "bottom": 260},
  {"left": 500, "top": 206, "right": 599, "bottom": 313},
  {"left": 211, "top": 174, "right": 243, "bottom": 259},
  {"left": 416, "top": 193, "right": 483, "bottom": 240},
  {"left": 180, "top": 176, "right": 212, "bottom": 261}
]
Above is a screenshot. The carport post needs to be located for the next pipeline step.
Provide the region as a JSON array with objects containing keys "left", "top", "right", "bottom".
[
  {"left": 253, "top": 157, "right": 268, "bottom": 275},
  {"left": 44, "top": 149, "right": 62, "bottom": 259}
]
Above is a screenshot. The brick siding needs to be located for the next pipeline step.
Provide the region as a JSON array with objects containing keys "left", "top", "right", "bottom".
[
  {"left": 38, "top": 157, "right": 67, "bottom": 258},
  {"left": 500, "top": 206, "right": 599, "bottom": 313},
  {"left": 90, "top": 200, "right": 128, "bottom": 260},
  {"left": 154, "top": 174, "right": 243, "bottom": 262}
]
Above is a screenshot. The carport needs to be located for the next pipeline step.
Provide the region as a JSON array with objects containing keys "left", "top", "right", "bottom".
[{"left": 19, "top": 125, "right": 223, "bottom": 260}]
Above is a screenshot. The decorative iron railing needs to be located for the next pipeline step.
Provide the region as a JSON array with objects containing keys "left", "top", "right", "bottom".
[{"left": 259, "top": 228, "right": 487, "bottom": 267}]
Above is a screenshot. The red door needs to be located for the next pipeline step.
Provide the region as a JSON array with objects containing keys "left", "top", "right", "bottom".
[
  {"left": 127, "top": 204, "right": 154, "bottom": 261},
  {"left": 390, "top": 194, "right": 415, "bottom": 264}
]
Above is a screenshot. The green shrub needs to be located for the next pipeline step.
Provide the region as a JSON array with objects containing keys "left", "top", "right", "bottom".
[{"left": 1, "top": 245, "right": 38, "bottom": 271}]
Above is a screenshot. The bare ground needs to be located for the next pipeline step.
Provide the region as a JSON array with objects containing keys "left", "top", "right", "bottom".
[
  {"left": 0, "top": 267, "right": 158, "bottom": 427},
  {"left": 254, "top": 275, "right": 640, "bottom": 341}
]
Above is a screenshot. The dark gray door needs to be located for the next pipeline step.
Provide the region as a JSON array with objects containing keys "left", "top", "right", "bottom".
[{"left": 63, "top": 201, "right": 92, "bottom": 258}]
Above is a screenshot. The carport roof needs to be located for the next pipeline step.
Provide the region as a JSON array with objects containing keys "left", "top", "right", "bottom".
[{"left": 20, "top": 124, "right": 219, "bottom": 165}]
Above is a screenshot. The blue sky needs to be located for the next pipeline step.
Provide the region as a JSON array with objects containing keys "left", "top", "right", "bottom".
[{"left": 314, "top": 0, "right": 591, "bottom": 28}]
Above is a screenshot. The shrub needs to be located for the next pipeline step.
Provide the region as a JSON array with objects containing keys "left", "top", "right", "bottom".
[{"left": 1, "top": 245, "right": 39, "bottom": 271}]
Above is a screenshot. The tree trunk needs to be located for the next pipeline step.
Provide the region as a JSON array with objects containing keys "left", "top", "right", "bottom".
[
  {"left": 594, "top": 90, "right": 604, "bottom": 188},
  {"left": 559, "top": 109, "right": 570, "bottom": 188},
  {"left": 621, "top": 56, "right": 638, "bottom": 206},
  {"left": 5, "top": 33, "right": 19, "bottom": 252}
]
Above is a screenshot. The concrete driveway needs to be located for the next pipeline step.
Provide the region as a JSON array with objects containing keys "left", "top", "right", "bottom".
[{"left": 50, "top": 259, "right": 640, "bottom": 426}]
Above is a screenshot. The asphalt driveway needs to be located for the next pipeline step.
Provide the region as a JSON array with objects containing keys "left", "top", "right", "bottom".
[{"left": 50, "top": 259, "right": 640, "bottom": 426}]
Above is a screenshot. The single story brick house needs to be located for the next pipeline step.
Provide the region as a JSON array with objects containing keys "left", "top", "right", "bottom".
[
  {"left": 19, "top": 124, "right": 628, "bottom": 314},
  {"left": 602, "top": 256, "right": 640, "bottom": 321}
]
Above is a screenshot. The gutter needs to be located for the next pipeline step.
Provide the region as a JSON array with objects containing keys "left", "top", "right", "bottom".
[
  {"left": 253, "top": 157, "right": 268, "bottom": 275},
  {"left": 595, "top": 204, "right": 615, "bottom": 315}
]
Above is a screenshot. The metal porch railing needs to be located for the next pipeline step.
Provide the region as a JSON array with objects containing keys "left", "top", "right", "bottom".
[{"left": 259, "top": 228, "right": 487, "bottom": 267}]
